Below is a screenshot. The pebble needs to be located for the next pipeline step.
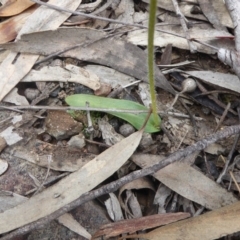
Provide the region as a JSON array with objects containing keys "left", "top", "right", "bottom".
[
  {"left": 119, "top": 124, "right": 135, "bottom": 137},
  {"left": 68, "top": 133, "right": 86, "bottom": 149},
  {"left": 139, "top": 132, "right": 155, "bottom": 149},
  {"left": 45, "top": 111, "right": 83, "bottom": 140},
  {"left": 24, "top": 88, "right": 41, "bottom": 101}
]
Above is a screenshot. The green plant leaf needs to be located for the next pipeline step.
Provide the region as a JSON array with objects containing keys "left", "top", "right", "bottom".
[{"left": 65, "top": 94, "right": 161, "bottom": 133}]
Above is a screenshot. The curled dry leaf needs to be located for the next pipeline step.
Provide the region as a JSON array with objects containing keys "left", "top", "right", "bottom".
[
  {"left": 118, "top": 177, "right": 155, "bottom": 219},
  {"left": 104, "top": 193, "right": 124, "bottom": 221},
  {"left": 0, "top": 0, "right": 35, "bottom": 16}
]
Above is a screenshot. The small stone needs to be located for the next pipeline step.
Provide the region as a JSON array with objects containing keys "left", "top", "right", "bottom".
[
  {"left": 202, "top": 107, "right": 211, "bottom": 115},
  {"left": 119, "top": 124, "right": 135, "bottom": 137},
  {"left": 24, "top": 88, "right": 41, "bottom": 101},
  {"left": 68, "top": 133, "right": 86, "bottom": 149},
  {"left": 50, "top": 87, "right": 61, "bottom": 97},
  {"left": 94, "top": 82, "right": 111, "bottom": 96},
  {"left": 87, "top": 143, "right": 100, "bottom": 155},
  {"left": 139, "top": 132, "right": 155, "bottom": 149},
  {"left": 36, "top": 82, "right": 46, "bottom": 92},
  {"left": 42, "top": 133, "right": 52, "bottom": 143},
  {"left": 190, "top": 5, "right": 202, "bottom": 14},
  {"left": 45, "top": 111, "right": 83, "bottom": 140}
]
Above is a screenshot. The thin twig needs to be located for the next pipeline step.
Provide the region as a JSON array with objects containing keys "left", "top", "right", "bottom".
[
  {"left": 216, "top": 135, "right": 240, "bottom": 184},
  {"left": 2, "top": 124, "right": 240, "bottom": 240},
  {"left": 34, "top": 156, "right": 52, "bottom": 196},
  {"left": 171, "top": 0, "right": 197, "bottom": 53},
  {"left": 25, "top": 173, "right": 69, "bottom": 196},
  {"left": 229, "top": 171, "right": 240, "bottom": 194},
  {"left": 214, "top": 102, "right": 231, "bottom": 132}
]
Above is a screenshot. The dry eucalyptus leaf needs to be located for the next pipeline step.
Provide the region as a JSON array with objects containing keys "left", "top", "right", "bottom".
[
  {"left": 104, "top": 193, "right": 124, "bottom": 221},
  {"left": 109, "top": 0, "right": 134, "bottom": 28},
  {"left": 132, "top": 154, "right": 238, "bottom": 210},
  {"left": 132, "top": 201, "right": 240, "bottom": 240},
  {"left": 127, "top": 26, "right": 234, "bottom": 54},
  {"left": 0, "top": 191, "right": 27, "bottom": 212},
  {"left": 22, "top": 64, "right": 101, "bottom": 91},
  {"left": 0, "top": 129, "right": 143, "bottom": 234},
  {"left": 154, "top": 184, "right": 172, "bottom": 213},
  {"left": 3, "top": 87, "right": 29, "bottom": 105},
  {"left": 0, "top": 0, "right": 83, "bottom": 101},
  {"left": 198, "top": 0, "right": 232, "bottom": 30},
  {"left": 84, "top": 65, "right": 136, "bottom": 88},
  {"left": 58, "top": 213, "right": 91, "bottom": 239},
  {"left": 0, "top": 28, "right": 175, "bottom": 95},
  {"left": 198, "top": 0, "right": 233, "bottom": 28},
  {"left": 186, "top": 70, "right": 240, "bottom": 93},
  {"left": 78, "top": 0, "right": 102, "bottom": 12},
  {"left": 0, "top": 0, "right": 35, "bottom": 16},
  {"left": 0, "top": 7, "right": 35, "bottom": 44}
]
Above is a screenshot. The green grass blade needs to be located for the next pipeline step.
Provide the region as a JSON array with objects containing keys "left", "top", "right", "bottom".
[{"left": 65, "top": 94, "right": 161, "bottom": 133}]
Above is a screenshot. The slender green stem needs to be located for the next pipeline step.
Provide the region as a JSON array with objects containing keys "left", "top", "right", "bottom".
[{"left": 148, "top": 0, "right": 160, "bottom": 128}]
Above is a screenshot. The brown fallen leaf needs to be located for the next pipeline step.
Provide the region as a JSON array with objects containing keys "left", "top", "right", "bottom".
[
  {"left": 0, "top": 6, "right": 36, "bottom": 44},
  {"left": 129, "top": 201, "right": 240, "bottom": 240},
  {"left": 93, "top": 212, "right": 190, "bottom": 239},
  {"left": 0, "top": 0, "right": 35, "bottom": 16},
  {"left": 0, "top": 129, "right": 143, "bottom": 234}
]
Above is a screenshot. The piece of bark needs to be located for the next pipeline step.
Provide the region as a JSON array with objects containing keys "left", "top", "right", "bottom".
[{"left": 93, "top": 212, "right": 190, "bottom": 238}]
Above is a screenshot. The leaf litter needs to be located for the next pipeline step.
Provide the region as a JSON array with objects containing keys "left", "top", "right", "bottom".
[{"left": 1, "top": 0, "right": 240, "bottom": 240}]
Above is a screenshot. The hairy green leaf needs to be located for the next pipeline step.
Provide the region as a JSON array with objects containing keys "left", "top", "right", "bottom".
[{"left": 65, "top": 94, "right": 161, "bottom": 133}]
